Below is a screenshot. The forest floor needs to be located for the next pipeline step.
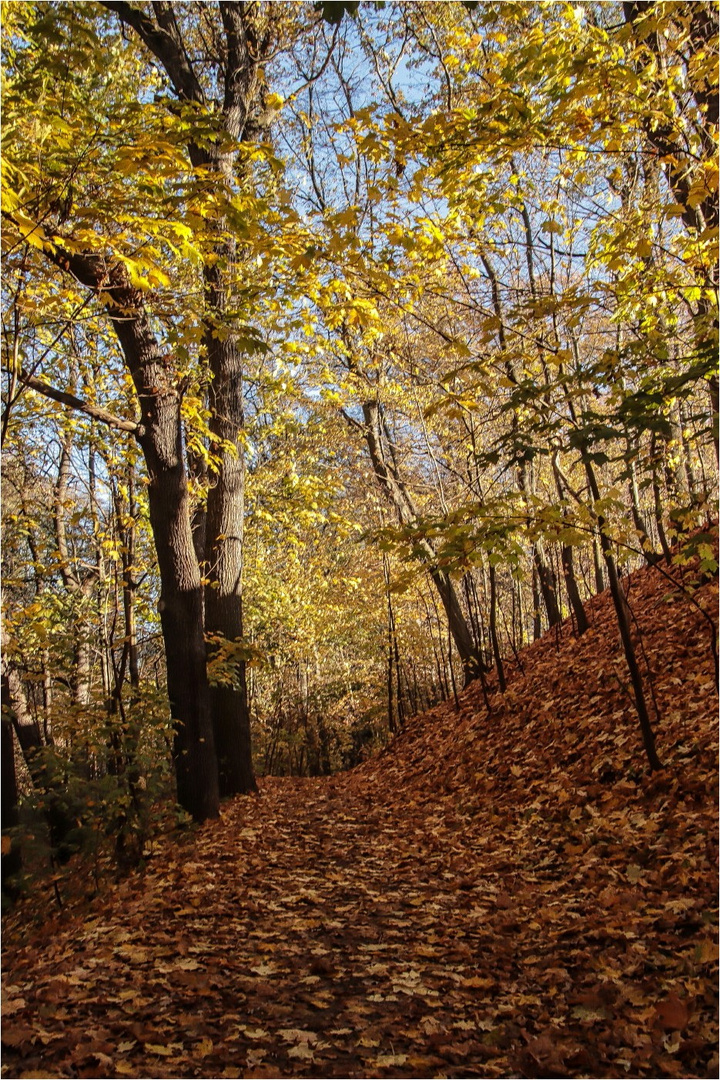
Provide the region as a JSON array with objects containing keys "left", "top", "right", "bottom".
[{"left": 2, "top": 555, "right": 718, "bottom": 1080}]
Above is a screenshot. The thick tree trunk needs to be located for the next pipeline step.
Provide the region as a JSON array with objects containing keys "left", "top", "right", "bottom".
[
  {"left": 102, "top": 0, "right": 273, "bottom": 803},
  {"left": 427, "top": 566, "right": 482, "bottom": 684},
  {"left": 64, "top": 3, "right": 275, "bottom": 804},
  {"left": 531, "top": 563, "right": 542, "bottom": 641},
  {"left": 16, "top": 234, "right": 221, "bottom": 821},
  {"left": 139, "top": 399, "right": 220, "bottom": 820},
  {"left": 203, "top": 265, "right": 256, "bottom": 797},
  {"left": 109, "top": 291, "right": 220, "bottom": 822}
]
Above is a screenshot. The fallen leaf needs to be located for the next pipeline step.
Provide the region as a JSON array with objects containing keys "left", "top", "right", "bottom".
[
  {"left": 288, "top": 1043, "right": 315, "bottom": 1061},
  {"left": 375, "top": 1053, "right": 407, "bottom": 1067},
  {"left": 145, "top": 1043, "right": 174, "bottom": 1056},
  {"left": 654, "top": 993, "right": 690, "bottom": 1031}
]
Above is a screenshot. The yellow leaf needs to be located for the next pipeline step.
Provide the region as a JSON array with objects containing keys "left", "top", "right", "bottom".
[
  {"left": 288, "top": 1044, "right": 315, "bottom": 1061},
  {"left": 145, "top": 1043, "right": 173, "bottom": 1056},
  {"left": 695, "top": 939, "right": 719, "bottom": 963},
  {"left": 7, "top": 209, "right": 49, "bottom": 250},
  {"left": 147, "top": 266, "right": 171, "bottom": 288}
]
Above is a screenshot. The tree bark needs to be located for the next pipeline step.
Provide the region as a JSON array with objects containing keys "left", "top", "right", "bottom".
[
  {"left": 133, "top": 380, "right": 219, "bottom": 820},
  {"left": 560, "top": 544, "right": 589, "bottom": 635},
  {"left": 488, "top": 564, "right": 506, "bottom": 692},
  {"left": 551, "top": 454, "right": 589, "bottom": 634},
  {"left": 534, "top": 543, "right": 562, "bottom": 628},
  {"left": 203, "top": 269, "right": 256, "bottom": 796},
  {"left": 106, "top": 269, "right": 220, "bottom": 820},
  {"left": 585, "top": 460, "right": 661, "bottom": 770}
]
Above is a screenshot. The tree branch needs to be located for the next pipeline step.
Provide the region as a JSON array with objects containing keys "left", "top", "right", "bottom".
[
  {"left": 7, "top": 369, "right": 141, "bottom": 435},
  {"left": 102, "top": 1, "right": 205, "bottom": 106}
]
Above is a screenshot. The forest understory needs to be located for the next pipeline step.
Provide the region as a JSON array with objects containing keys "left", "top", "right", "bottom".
[{"left": 2, "top": 554, "right": 717, "bottom": 1080}]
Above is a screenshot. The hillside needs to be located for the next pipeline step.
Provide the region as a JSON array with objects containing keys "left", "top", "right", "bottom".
[{"left": 2, "top": 557, "right": 718, "bottom": 1080}]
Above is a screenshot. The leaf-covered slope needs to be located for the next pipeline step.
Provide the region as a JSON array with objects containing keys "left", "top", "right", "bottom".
[
  {"left": 353, "top": 554, "right": 717, "bottom": 815},
  {"left": 2, "top": 555, "right": 717, "bottom": 1080}
]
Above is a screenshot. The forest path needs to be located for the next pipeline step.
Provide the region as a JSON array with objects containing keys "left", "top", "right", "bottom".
[{"left": 3, "top": 777, "right": 536, "bottom": 1079}]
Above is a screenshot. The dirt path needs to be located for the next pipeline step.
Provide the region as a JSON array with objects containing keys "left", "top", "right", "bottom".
[{"left": 3, "top": 780, "right": 530, "bottom": 1079}]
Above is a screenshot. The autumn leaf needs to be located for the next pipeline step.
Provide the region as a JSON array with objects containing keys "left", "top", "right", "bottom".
[
  {"left": 144, "top": 1043, "right": 174, "bottom": 1056},
  {"left": 654, "top": 993, "right": 690, "bottom": 1032}
]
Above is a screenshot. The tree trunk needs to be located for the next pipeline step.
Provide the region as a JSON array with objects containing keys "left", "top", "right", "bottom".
[
  {"left": 427, "top": 565, "right": 482, "bottom": 684},
  {"left": 551, "top": 457, "right": 589, "bottom": 634},
  {"left": 677, "top": 400, "right": 698, "bottom": 494},
  {"left": 203, "top": 264, "right": 256, "bottom": 797},
  {"left": 627, "top": 446, "right": 660, "bottom": 564},
  {"left": 592, "top": 530, "right": 606, "bottom": 594},
  {"left": 102, "top": 0, "right": 273, "bottom": 805},
  {"left": 40, "top": 243, "right": 221, "bottom": 821},
  {"left": 560, "top": 544, "right": 589, "bottom": 635},
  {"left": 140, "top": 403, "right": 220, "bottom": 820},
  {"left": 361, "top": 398, "right": 481, "bottom": 684},
  {"left": 534, "top": 542, "right": 562, "bottom": 628},
  {"left": 22, "top": 240, "right": 221, "bottom": 816},
  {"left": 585, "top": 460, "right": 661, "bottom": 770},
  {"left": 109, "top": 289, "right": 220, "bottom": 822},
  {"left": 531, "top": 563, "right": 542, "bottom": 640},
  {"left": 488, "top": 564, "right": 506, "bottom": 692}
]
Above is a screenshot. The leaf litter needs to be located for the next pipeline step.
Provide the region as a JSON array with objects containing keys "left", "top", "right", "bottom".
[{"left": 2, "top": 557, "right": 717, "bottom": 1079}]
